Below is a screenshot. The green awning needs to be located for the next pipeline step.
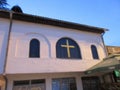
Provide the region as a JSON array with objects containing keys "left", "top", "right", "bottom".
[{"left": 85, "top": 54, "right": 120, "bottom": 74}]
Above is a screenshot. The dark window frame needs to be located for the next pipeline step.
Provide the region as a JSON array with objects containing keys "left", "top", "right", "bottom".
[
  {"left": 91, "top": 45, "right": 99, "bottom": 59},
  {"left": 13, "top": 80, "right": 30, "bottom": 86},
  {"left": 52, "top": 77, "right": 77, "bottom": 90},
  {"left": 13, "top": 79, "right": 46, "bottom": 90},
  {"left": 56, "top": 37, "right": 82, "bottom": 59},
  {"left": 29, "top": 38, "right": 40, "bottom": 58}
]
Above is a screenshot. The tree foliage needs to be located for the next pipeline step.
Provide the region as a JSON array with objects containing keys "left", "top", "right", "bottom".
[
  {"left": 0, "top": 0, "right": 8, "bottom": 9},
  {"left": 11, "top": 5, "right": 23, "bottom": 13}
]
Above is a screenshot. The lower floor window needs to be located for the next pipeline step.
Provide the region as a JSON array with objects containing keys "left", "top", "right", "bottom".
[
  {"left": 52, "top": 77, "right": 77, "bottom": 90},
  {"left": 82, "top": 76, "right": 100, "bottom": 90},
  {"left": 13, "top": 79, "right": 45, "bottom": 90}
]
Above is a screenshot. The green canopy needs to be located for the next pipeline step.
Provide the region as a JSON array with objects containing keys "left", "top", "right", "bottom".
[{"left": 85, "top": 54, "right": 120, "bottom": 74}]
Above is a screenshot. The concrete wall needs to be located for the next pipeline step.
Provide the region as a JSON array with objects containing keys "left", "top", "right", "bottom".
[
  {"left": 5, "top": 20, "right": 107, "bottom": 74},
  {"left": 106, "top": 46, "right": 120, "bottom": 55}
]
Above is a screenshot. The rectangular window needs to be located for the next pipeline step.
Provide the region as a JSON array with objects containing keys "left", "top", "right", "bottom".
[
  {"left": 14, "top": 80, "right": 29, "bottom": 86},
  {"left": 13, "top": 79, "right": 45, "bottom": 90},
  {"left": 31, "top": 79, "right": 45, "bottom": 90},
  {"left": 52, "top": 78, "right": 77, "bottom": 90},
  {"left": 82, "top": 77, "right": 100, "bottom": 90}
]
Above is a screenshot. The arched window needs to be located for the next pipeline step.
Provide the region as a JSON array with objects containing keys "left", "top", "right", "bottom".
[
  {"left": 91, "top": 45, "right": 99, "bottom": 59},
  {"left": 56, "top": 37, "right": 82, "bottom": 59},
  {"left": 29, "top": 39, "right": 40, "bottom": 58}
]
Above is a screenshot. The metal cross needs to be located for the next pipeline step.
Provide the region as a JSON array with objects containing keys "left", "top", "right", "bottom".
[{"left": 61, "top": 40, "right": 75, "bottom": 58}]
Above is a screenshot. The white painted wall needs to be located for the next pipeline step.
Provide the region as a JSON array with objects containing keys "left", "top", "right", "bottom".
[
  {"left": 0, "top": 18, "right": 10, "bottom": 74},
  {"left": 6, "top": 73, "right": 84, "bottom": 90},
  {"left": 4, "top": 20, "right": 107, "bottom": 74}
]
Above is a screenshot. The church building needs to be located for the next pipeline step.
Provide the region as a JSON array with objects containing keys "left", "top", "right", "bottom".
[{"left": 0, "top": 10, "right": 107, "bottom": 90}]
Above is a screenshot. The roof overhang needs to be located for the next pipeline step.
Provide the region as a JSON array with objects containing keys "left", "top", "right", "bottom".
[
  {"left": 0, "top": 9, "right": 107, "bottom": 34},
  {"left": 85, "top": 54, "right": 120, "bottom": 74}
]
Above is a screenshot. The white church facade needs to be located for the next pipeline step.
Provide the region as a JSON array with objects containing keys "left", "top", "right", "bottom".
[{"left": 0, "top": 10, "right": 107, "bottom": 90}]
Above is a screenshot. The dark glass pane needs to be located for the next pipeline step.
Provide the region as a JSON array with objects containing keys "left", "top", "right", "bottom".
[
  {"left": 68, "top": 39, "right": 81, "bottom": 59},
  {"left": 14, "top": 80, "right": 29, "bottom": 86},
  {"left": 52, "top": 79, "right": 60, "bottom": 90},
  {"left": 61, "top": 79, "right": 69, "bottom": 90},
  {"left": 31, "top": 79, "right": 45, "bottom": 84},
  {"left": 52, "top": 78, "right": 77, "bottom": 90},
  {"left": 56, "top": 39, "right": 68, "bottom": 58},
  {"left": 69, "top": 78, "right": 77, "bottom": 90},
  {"left": 56, "top": 37, "right": 81, "bottom": 59},
  {"left": 91, "top": 45, "right": 99, "bottom": 59},
  {"left": 82, "top": 77, "right": 100, "bottom": 90},
  {"left": 29, "top": 39, "right": 40, "bottom": 58}
]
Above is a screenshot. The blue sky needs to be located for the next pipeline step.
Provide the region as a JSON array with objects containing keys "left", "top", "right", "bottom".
[{"left": 7, "top": 0, "right": 120, "bottom": 46}]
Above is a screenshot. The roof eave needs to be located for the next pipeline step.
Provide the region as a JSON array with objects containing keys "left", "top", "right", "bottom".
[{"left": 0, "top": 9, "right": 107, "bottom": 34}]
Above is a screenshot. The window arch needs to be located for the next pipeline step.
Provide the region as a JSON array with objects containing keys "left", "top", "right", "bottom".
[
  {"left": 91, "top": 45, "right": 99, "bottom": 59},
  {"left": 56, "top": 37, "right": 82, "bottom": 59},
  {"left": 29, "top": 39, "right": 40, "bottom": 58}
]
